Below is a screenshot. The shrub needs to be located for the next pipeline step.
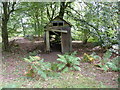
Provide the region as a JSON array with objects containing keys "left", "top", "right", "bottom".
[
  {"left": 94, "top": 50, "right": 120, "bottom": 71},
  {"left": 24, "top": 56, "right": 51, "bottom": 79},
  {"left": 82, "top": 53, "right": 95, "bottom": 63},
  {"left": 106, "top": 56, "right": 120, "bottom": 71},
  {"left": 51, "top": 62, "right": 58, "bottom": 72},
  {"left": 29, "top": 51, "right": 37, "bottom": 56},
  {"left": 57, "top": 51, "right": 81, "bottom": 72}
]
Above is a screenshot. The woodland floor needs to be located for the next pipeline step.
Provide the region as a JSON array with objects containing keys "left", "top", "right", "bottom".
[{"left": 1, "top": 37, "right": 119, "bottom": 88}]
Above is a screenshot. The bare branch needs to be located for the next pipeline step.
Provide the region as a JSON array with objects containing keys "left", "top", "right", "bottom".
[
  {"left": 8, "top": 2, "right": 16, "bottom": 15},
  {"left": 67, "top": 11, "right": 103, "bottom": 42},
  {"left": 67, "top": 6, "right": 83, "bottom": 18},
  {"left": 65, "top": 2, "right": 72, "bottom": 8}
]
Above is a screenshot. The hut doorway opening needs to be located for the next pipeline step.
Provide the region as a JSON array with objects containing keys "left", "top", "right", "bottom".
[
  {"left": 49, "top": 31, "right": 61, "bottom": 52},
  {"left": 44, "top": 16, "right": 72, "bottom": 53}
]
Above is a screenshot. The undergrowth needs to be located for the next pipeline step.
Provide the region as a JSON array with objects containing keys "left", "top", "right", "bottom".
[
  {"left": 57, "top": 51, "right": 81, "bottom": 72},
  {"left": 1, "top": 72, "right": 107, "bottom": 88}
]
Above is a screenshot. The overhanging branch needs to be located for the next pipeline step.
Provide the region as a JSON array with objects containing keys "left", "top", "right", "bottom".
[
  {"left": 8, "top": 2, "right": 16, "bottom": 16},
  {"left": 67, "top": 11, "right": 103, "bottom": 42}
]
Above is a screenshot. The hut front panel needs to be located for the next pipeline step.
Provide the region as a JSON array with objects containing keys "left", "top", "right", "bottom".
[{"left": 61, "top": 27, "right": 72, "bottom": 53}]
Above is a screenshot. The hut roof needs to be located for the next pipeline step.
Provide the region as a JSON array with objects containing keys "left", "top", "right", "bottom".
[{"left": 45, "top": 16, "right": 72, "bottom": 28}]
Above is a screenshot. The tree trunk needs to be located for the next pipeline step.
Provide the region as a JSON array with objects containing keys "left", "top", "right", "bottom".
[
  {"left": 118, "top": 1, "right": 120, "bottom": 55},
  {"left": 2, "top": 19, "right": 9, "bottom": 51},
  {"left": 2, "top": 2, "right": 9, "bottom": 51},
  {"left": 59, "top": 2, "right": 71, "bottom": 19},
  {"left": 82, "top": 33, "right": 88, "bottom": 44},
  {"left": 83, "top": 39, "right": 88, "bottom": 44},
  {"left": 21, "top": 18, "right": 26, "bottom": 36},
  {"left": 59, "top": 2, "right": 66, "bottom": 19},
  {"left": 2, "top": 2, "right": 16, "bottom": 51}
]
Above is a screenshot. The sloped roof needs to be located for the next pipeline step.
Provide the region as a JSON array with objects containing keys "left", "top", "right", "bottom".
[{"left": 45, "top": 16, "right": 72, "bottom": 28}]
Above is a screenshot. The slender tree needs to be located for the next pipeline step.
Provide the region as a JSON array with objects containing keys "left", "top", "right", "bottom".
[
  {"left": 118, "top": 1, "right": 120, "bottom": 52},
  {"left": 59, "top": 2, "right": 71, "bottom": 18},
  {"left": 2, "top": 1, "right": 16, "bottom": 51}
]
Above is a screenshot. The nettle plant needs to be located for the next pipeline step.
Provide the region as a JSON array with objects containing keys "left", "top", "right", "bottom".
[
  {"left": 24, "top": 56, "right": 51, "bottom": 79},
  {"left": 57, "top": 51, "right": 81, "bottom": 72}
]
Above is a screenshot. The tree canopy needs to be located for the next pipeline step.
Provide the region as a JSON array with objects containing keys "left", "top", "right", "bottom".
[{"left": 1, "top": 1, "right": 119, "bottom": 51}]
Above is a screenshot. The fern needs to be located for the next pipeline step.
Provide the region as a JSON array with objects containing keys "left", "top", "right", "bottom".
[
  {"left": 57, "top": 51, "right": 81, "bottom": 72},
  {"left": 24, "top": 56, "right": 51, "bottom": 79},
  {"left": 94, "top": 50, "right": 120, "bottom": 71}
]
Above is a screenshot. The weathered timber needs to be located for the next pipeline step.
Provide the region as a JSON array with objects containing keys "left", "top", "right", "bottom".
[
  {"left": 45, "top": 31, "right": 50, "bottom": 52},
  {"left": 45, "top": 29, "right": 67, "bottom": 33},
  {"left": 44, "top": 16, "right": 72, "bottom": 53}
]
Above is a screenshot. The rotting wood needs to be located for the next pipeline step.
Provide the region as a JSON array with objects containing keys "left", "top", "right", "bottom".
[
  {"left": 45, "top": 29, "right": 67, "bottom": 33},
  {"left": 61, "top": 33, "right": 63, "bottom": 53},
  {"left": 44, "top": 16, "right": 72, "bottom": 53},
  {"left": 46, "top": 31, "right": 50, "bottom": 52},
  {"left": 69, "top": 29, "right": 72, "bottom": 52}
]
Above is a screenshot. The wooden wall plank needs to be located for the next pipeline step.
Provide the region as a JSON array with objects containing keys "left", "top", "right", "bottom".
[
  {"left": 45, "top": 31, "right": 50, "bottom": 52},
  {"left": 61, "top": 27, "right": 72, "bottom": 53}
]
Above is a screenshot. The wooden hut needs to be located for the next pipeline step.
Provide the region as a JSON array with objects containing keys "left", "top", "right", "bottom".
[{"left": 44, "top": 16, "right": 72, "bottom": 53}]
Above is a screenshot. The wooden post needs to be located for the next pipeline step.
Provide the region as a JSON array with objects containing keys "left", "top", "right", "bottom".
[
  {"left": 61, "top": 32, "right": 63, "bottom": 53},
  {"left": 46, "top": 31, "right": 50, "bottom": 52},
  {"left": 69, "top": 29, "right": 72, "bottom": 52}
]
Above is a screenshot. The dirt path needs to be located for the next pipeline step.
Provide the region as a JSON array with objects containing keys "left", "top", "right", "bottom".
[{"left": 40, "top": 52, "right": 61, "bottom": 62}]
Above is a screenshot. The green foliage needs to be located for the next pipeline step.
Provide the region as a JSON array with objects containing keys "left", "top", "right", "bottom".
[
  {"left": 51, "top": 62, "right": 58, "bottom": 72},
  {"left": 24, "top": 56, "right": 51, "bottom": 79},
  {"left": 0, "top": 43, "right": 2, "bottom": 48},
  {"left": 72, "top": 31, "right": 82, "bottom": 41},
  {"left": 118, "top": 76, "right": 120, "bottom": 83},
  {"left": 45, "top": 72, "right": 107, "bottom": 88},
  {"left": 95, "top": 50, "right": 112, "bottom": 71},
  {"left": 1, "top": 72, "right": 107, "bottom": 88},
  {"left": 70, "top": 2, "right": 118, "bottom": 47},
  {"left": 3, "top": 83, "right": 20, "bottom": 88},
  {"left": 29, "top": 51, "right": 37, "bottom": 56},
  {"left": 110, "top": 44, "right": 119, "bottom": 55},
  {"left": 45, "top": 71, "right": 60, "bottom": 78},
  {"left": 3, "top": 1, "right": 118, "bottom": 49},
  {"left": 106, "top": 56, "right": 120, "bottom": 71},
  {"left": 97, "top": 64, "right": 109, "bottom": 71},
  {"left": 57, "top": 51, "right": 81, "bottom": 72},
  {"left": 94, "top": 50, "right": 120, "bottom": 71},
  {"left": 88, "top": 37, "right": 98, "bottom": 43}
]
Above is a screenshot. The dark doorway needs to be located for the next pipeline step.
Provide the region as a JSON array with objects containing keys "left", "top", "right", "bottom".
[{"left": 49, "top": 31, "right": 61, "bottom": 52}]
